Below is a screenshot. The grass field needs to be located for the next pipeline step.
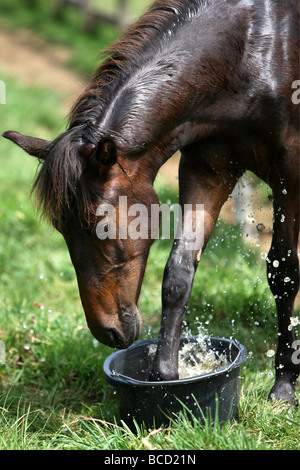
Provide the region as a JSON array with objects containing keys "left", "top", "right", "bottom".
[{"left": 0, "top": 1, "right": 299, "bottom": 451}]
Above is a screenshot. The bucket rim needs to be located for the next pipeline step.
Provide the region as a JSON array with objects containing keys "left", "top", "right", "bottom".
[{"left": 103, "top": 336, "right": 247, "bottom": 387}]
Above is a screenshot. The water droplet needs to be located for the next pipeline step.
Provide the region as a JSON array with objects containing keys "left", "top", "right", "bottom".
[
  {"left": 266, "top": 349, "right": 275, "bottom": 358},
  {"left": 288, "top": 316, "right": 300, "bottom": 330},
  {"left": 256, "top": 223, "right": 265, "bottom": 232},
  {"left": 284, "top": 277, "right": 291, "bottom": 283},
  {"left": 273, "top": 260, "right": 279, "bottom": 268},
  {"left": 282, "top": 189, "right": 287, "bottom": 195},
  {"left": 261, "top": 251, "right": 268, "bottom": 260}
]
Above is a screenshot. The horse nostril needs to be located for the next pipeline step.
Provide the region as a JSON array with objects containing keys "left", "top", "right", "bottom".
[{"left": 106, "top": 328, "right": 124, "bottom": 348}]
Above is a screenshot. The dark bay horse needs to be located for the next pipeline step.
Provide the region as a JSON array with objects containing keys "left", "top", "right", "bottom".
[{"left": 3, "top": 0, "right": 299, "bottom": 403}]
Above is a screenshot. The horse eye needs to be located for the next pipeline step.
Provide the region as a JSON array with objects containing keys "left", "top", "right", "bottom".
[
  {"left": 91, "top": 221, "right": 111, "bottom": 239},
  {"left": 90, "top": 224, "right": 104, "bottom": 238},
  {"left": 90, "top": 225, "right": 98, "bottom": 237}
]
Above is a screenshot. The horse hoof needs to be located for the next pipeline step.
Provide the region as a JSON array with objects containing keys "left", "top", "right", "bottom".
[{"left": 268, "top": 381, "right": 298, "bottom": 406}]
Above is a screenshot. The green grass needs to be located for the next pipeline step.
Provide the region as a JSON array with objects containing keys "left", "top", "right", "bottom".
[
  {"left": 92, "top": 0, "right": 153, "bottom": 19},
  {"left": 0, "top": 23, "right": 299, "bottom": 451},
  {"left": 54, "top": 379, "right": 300, "bottom": 450}
]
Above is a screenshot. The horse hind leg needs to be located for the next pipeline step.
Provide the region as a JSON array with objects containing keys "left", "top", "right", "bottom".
[{"left": 267, "top": 160, "right": 300, "bottom": 404}]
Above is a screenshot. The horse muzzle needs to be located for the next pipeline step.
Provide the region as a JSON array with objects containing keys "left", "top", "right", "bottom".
[{"left": 88, "top": 308, "right": 142, "bottom": 349}]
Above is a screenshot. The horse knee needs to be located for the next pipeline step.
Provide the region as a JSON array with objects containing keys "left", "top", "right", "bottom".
[
  {"left": 162, "top": 254, "right": 195, "bottom": 310},
  {"left": 162, "top": 264, "right": 194, "bottom": 308}
]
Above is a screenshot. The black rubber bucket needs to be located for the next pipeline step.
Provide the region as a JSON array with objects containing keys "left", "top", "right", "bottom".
[{"left": 103, "top": 336, "right": 247, "bottom": 429}]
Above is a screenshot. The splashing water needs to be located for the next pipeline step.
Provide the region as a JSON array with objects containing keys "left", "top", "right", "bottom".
[
  {"left": 288, "top": 316, "right": 300, "bottom": 331},
  {"left": 148, "top": 335, "right": 229, "bottom": 379},
  {"left": 178, "top": 336, "right": 229, "bottom": 378}
]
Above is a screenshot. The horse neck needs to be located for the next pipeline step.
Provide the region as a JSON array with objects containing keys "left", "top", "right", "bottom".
[
  {"left": 102, "top": 63, "right": 206, "bottom": 182},
  {"left": 72, "top": 4, "right": 247, "bottom": 181},
  {"left": 100, "top": 46, "right": 240, "bottom": 174}
]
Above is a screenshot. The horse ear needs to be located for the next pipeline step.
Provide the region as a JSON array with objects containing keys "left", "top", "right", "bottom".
[
  {"left": 96, "top": 138, "right": 117, "bottom": 166},
  {"left": 2, "top": 131, "right": 51, "bottom": 160}
]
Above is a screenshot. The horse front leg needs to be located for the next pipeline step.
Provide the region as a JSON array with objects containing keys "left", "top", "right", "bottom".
[
  {"left": 149, "top": 229, "right": 201, "bottom": 380},
  {"left": 267, "top": 158, "right": 300, "bottom": 403},
  {"left": 150, "top": 144, "right": 239, "bottom": 381}
]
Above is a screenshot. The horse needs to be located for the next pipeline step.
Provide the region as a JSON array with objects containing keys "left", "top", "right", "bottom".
[{"left": 3, "top": 0, "right": 299, "bottom": 403}]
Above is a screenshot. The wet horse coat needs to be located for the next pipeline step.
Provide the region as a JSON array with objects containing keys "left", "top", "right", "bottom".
[{"left": 3, "top": 0, "right": 299, "bottom": 402}]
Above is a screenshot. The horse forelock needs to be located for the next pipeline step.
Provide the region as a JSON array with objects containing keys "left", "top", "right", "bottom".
[{"left": 31, "top": 125, "right": 101, "bottom": 228}]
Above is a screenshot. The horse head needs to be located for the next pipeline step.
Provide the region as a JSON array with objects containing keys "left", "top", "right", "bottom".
[{"left": 3, "top": 128, "right": 159, "bottom": 349}]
